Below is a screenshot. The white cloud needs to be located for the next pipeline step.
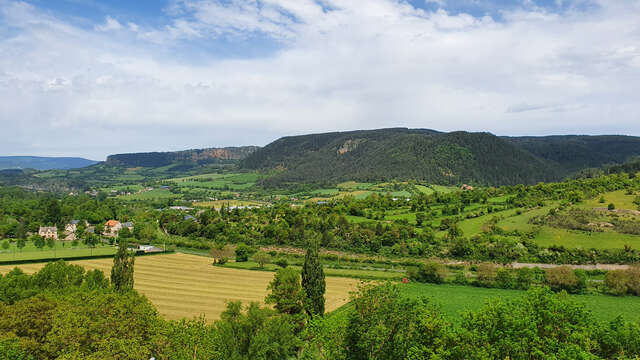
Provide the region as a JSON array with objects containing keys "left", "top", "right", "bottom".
[
  {"left": 0, "top": 0, "right": 639, "bottom": 158},
  {"left": 94, "top": 16, "right": 123, "bottom": 32}
]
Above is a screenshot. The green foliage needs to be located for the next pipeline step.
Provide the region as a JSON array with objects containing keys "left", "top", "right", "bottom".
[
  {"left": 274, "top": 257, "right": 289, "bottom": 268},
  {"left": 608, "top": 202, "right": 616, "bottom": 210},
  {"left": 265, "top": 268, "right": 305, "bottom": 317},
  {"left": 252, "top": 252, "right": 271, "bottom": 269},
  {"left": 409, "top": 262, "right": 447, "bottom": 284},
  {"left": 301, "top": 245, "right": 326, "bottom": 317},
  {"left": 344, "top": 283, "right": 451, "bottom": 359},
  {"left": 235, "top": 243, "right": 253, "bottom": 262},
  {"left": 1, "top": 241, "right": 9, "bottom": 251},
  {"left": 454, "top": 287, "right": 596, "bottom": 359},
  {"left": 544, "top": 266, "right": 586, "bottom": 293},
  {"left": 604, "top": 270, "right": 629, "bottom": 296},
  {"left": 111, "top": 239, "right": 135, "bottom": 291}
]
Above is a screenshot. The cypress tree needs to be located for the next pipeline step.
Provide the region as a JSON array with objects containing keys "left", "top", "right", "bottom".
[
  {"left": 111, "top": 238, "right": 135, "bottom": 291},
  {"left": 301, "top": 241, "right": 325, "bottom": 317}
]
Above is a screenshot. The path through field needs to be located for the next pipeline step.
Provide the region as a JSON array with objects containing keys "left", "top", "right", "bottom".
[{"left": 0, "top": 253, "right": 360, "bottom": 321}]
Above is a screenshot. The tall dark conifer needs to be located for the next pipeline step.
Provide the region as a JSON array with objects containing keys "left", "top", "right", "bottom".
[
  {"left": 111, "top": 238, "right": 135, "bottom": 291},
  {"left": 301, "top": 240, "right": 325, "bottom": 317}
]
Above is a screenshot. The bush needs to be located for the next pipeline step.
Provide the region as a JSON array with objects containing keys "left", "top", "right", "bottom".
[
  {"left": 216, "top": 257, "right": 228, "bottom": 265},
  {"left": 453, "top": 271, "right": 470, "bottom": 285},
  {"left": 275, "top": 258, "right": 289, "bottom": 268},
  {"left": 608, "top": 203, "right": 616, "bottom": 210},
  {"left": 476, "top": 263, "right": 497, "bottom": 287},
  {"left": 544, "top": 266, "right": 584, "bottom": 293},
  {"left": 410, "top": 262, "right": 447, "bottom": 284},
  {"left": 516, "top": 267, "right": 535, "bottom": 290},
  {"left": 605, "top": 270, "right": 629, "bottom": 296},
  {"left": 495, "top": 268, "right": 516, "bottom": 289},
  {"left": 627, "top": 265, "right": 640, "bottom": 296},
  {"left": 235, "top": 243, "right": 253, "bottom": 262},
  {"left": 252, "top": 252, "right": 271, "bottom": 268}
]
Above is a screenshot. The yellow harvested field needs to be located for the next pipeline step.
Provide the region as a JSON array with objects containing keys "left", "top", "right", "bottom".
[{"left": 0, "top": 253, "right": 359, "bottom": 321}]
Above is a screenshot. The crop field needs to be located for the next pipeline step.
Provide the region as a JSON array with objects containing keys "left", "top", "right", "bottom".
[
  {"left": 0, "top": 253, "right": 359, "bottom": 321},
  {"left": 400, "top": 283, "right": 640, "bottom": 323}
]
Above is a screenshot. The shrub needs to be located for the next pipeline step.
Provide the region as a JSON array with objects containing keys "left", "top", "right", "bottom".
[
  {"left": 604, "top": 270, "right": 629, "bottom": 296},
  {"left": 627, "top": 265, "right": 640, "bottom": 296},
  {"left": 235, "top": 243, "right": 253, "bottom": 262},
  {"left": 410, "top": 262, "right": 447, "bottom": 284},
  {"left": 252, "top": 252, "right": 271, "bottom": 268},
  {"left": 545, "top": 266, "right": 583, "bottom": 293},
  {"left": 516, "top": 267, "right": 535, "bottom": 290},
  {"left": 216, "top": 257, "right": 228, "bottom": 265},
  {"left": 495, "top": 268, "right": 516, "bottom": 289},
  {"left": 275, "top": 258, "right": 289, "bottom": 268},
  {"left": 453, "top": 271, "right": 469, "bottom": 285},
  {"left": 608, "top": 203, "right": 616, "bottom": 210},
  {"left": 476, "top": 263, "right": 498, "bottom": 287}
]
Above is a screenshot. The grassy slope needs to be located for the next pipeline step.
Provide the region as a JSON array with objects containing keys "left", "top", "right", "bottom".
[{"left": 399, "top": 283, "right": 640, "bottom": 323}]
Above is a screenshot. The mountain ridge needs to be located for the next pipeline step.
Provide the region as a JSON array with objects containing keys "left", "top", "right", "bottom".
[
  {"left": 241, "top": 128, "right": 640, "bottom": 187},
  {"left": 0, "top": 156, "right": 98, "bottom": 170}
]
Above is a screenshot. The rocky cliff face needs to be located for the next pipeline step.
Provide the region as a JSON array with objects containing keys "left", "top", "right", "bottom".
[{"left": 106, "top": 146, "right": 259, "bottom": 167}]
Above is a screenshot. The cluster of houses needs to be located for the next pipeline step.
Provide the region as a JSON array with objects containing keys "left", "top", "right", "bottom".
[{"left": 38, "top": 220, "right": 134, "bottom": 241}]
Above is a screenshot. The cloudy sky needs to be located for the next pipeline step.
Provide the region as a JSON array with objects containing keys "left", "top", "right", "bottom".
[{"left": 1, "top": 0, "right": 639, "bottom": 160}]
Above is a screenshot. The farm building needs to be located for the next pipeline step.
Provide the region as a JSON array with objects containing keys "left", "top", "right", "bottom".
[{"left": 38, "top": 226, "right": 58, "bottom": 240}]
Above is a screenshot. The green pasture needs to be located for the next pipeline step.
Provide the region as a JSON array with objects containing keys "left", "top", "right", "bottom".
[
  {"left": 583, "top": 190, "right": 639, "bottom": 210},
  {"left": 532, "top": 227, "right": 640, "bottom": 250},
  {"left": 399, "top": 283, "right": 640, "bottom": 323},
  {"left": 497, "top": 205, "right": 555, "bottom": 232},
  {"left": 120, "top": 189, "right": 182, "bottom": 200},
  {"left": 0, "top": 240, "right": 115, "bottom": 262}
]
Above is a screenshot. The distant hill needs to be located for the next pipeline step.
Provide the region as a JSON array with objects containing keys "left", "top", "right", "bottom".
[
  {"left": 0, "top": 156, "right": 98, "bottom": 170},
  {"left": 504, "top": 135, "right": 640, "bottom": 172},
  {"left": 105, "top": 146, "right": 259, "bottom": 168},
  {"left": 241, "top": 128, "right": 640, "bottom": 187}
]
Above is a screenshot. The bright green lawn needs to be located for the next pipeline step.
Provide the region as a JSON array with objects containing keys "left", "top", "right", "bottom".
[
  {"left": 0, "top": 241, "right": 115, "bottom": 262},
  {"left": 400, "top": 283, "right": 640, "bottom": 322}
]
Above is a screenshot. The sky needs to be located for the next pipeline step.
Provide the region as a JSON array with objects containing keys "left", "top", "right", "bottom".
[{"left": 0, "top": 0, "right": 639, "bottom": 160}]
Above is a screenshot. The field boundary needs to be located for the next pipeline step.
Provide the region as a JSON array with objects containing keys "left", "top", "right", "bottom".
[{"left": 0, "top": 250, "right": 174, "bottom": 266}]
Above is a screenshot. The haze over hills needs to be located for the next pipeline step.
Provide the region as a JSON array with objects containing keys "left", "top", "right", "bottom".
[{"left": 0, "top": 156, "right": 98, "bottom": 170}]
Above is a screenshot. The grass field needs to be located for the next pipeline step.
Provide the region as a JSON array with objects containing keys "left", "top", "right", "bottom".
[
  {"left": 0, "top": 253, "right": 359, "bottom": 321},
  {"left": 0, "top": 241, "right": 115, "bottom": 262},
  {"left": 193, "top": 200, "right": 264, "bottom": 209},
  {"left": 583, "top": 190, "right": 640, "bottom": 210},
  {"left": 120, "top": 189, "right": 182, "bottom": 200},
  {"left": 533, "top": 227, "right": 640, "bottom": 249},
  {"left": 399, "top": 283, "right": 640, "bottom": 323}
]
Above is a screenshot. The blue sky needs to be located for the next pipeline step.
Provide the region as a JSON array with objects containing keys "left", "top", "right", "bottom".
[{"left": 1, "top": 0, "right": 639, "bottom": 159}]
